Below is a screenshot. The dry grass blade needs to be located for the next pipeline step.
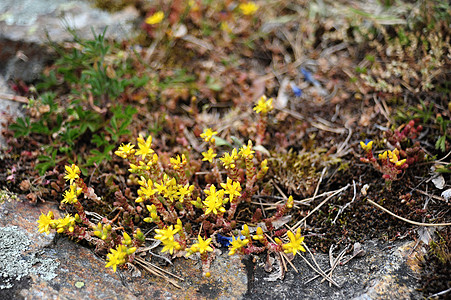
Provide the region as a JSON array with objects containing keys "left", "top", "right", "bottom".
[
  {"left": 289, "top": 184, "right": 350, "bottom": 234},
  {"left": 134, "top": 257, "right": 183, "bottom": 288},
  {"left": 0, "top": 92, "right": 29, "bottom": 104},
  {"left": 366, "top": 199, "right": 451, "bottom": 227},
  {"left": 300, "top": 243, "right": 340, "bottom": 288}
]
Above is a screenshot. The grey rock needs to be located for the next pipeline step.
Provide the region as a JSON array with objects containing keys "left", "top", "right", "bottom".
[{"left": 0, "top": 0, "right": 139, "bottom": 81}]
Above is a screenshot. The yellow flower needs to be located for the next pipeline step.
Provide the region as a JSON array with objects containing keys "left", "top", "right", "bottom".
[
  {"left": 378, "top": 151, "right": 388, "bottom": 160},
  {"left": 220, "top": 149, "right": 238, "bottom": 169},
  {"left": 178, "top": 183, "right": 194, "bottom": 203},
  {"left": 239, "top": 140, "right": 255, "bottom": 159},
  {"left": 64, "top": 164, "right": 80, "bottom": 184},
  {"left": 252, "top": 227, "right": 265, "bottom": 241},
  {"left": 282, "top": 228, "right": 306, "bottom": 256},
  {"left": 253, "top": 95, "right": 273, "bottom": 114},
  {"left": 62, "top": 184, "right": 81, "bottom": 204},
  {"left": 170, "top": 154, "right": 186, "bottom": 170},
  {"left": 241, "top": 224, "right": 250, "bottom": 237},
  {"left": 396, "top": 159, "right": 407, "bottom": 167},
  {"left": 174, "top": 219, "right": 183, "bottom": 233},
  {"left": 37, "top": 211, "right": 54, "bottom": 235},
  {"left": 161, "top": 238, "right": 181, "bottom": 255},
  {"left": 105, "top": 245, "right": 127, "bottom": 272},
  {"left": 360, "top": 140, "right": 373, "bottom": 152},
  {"left": 239, "top": 2, "right": 259, "bottom": 15},
  {"left": 286, "top": 195, "right": 294, "bottom": 209},
  {"left": 145, "top": 11, "right": 164, "bottom": 25},
  {"left": 135, "top": 135, "right": 154, "bottom": 159},
  {"left": 228, "top": 235, "right": 249, "bottom": 255},
  {"left": 220, "top": 178, "right": 242, "bottom": 202},
  {"left": 202, "top": 148, "right": 217, "bottom": 162},
  {"left": 200, "top": 128, "right": 218, "bottom": 143},
  {"left": 136, "top": 179, "right": 155, "bottom": 203},
  {"left": 55, "top": 214, "right": 76, "bottom": 233},
  {"left": 114, "top": 143, "right": 135, "bottom": 159},
  {"left": 388, "top": 148, "right": 400, "bottom": 164},
  {"left": 190, "top": 235, "right": 213, "bottom": 254},
  {"left": 203, "top": 185, "right": 226, "bottom": 215},
  {"left": 154, "top": 225, "right": 180, "bottom": 242}
]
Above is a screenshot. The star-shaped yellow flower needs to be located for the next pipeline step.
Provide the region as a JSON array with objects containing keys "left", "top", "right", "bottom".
[
  {"left": 64, "top": 164, "right": 80, "bottom": 184},
  {"left": 37, "top": 211, "right": 55, "bottom": 235},
  {"left": 282, "top": 228, "right": 306, "bottom": 256}
]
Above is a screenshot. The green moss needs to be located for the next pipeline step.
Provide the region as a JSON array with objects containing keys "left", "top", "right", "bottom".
[{"left": 269, "top": 147, "right": 341, "bottom": 197}]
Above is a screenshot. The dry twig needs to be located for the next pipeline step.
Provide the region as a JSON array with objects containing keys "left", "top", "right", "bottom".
[{"left": 367, "top": 199, "right": 451, "bottom": 226}]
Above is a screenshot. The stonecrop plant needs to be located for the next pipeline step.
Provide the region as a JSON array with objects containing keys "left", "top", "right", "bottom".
[{"left": 38, "top": 95, "right": 306, "bottom": 278}]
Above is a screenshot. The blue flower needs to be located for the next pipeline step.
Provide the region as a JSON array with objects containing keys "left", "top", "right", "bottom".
[
  {"left": 290, "top": 83, "right": 302, "bottom": 97},
  {"left": 217, "top": 234, "right": 246, "bottom": 247},
  {"left": 301, "top": 68, "right": 320, "bottom": 87}
]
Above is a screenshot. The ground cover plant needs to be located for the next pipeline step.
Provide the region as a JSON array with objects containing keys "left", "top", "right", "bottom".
[{"left": 1, "top": 0, "right": 450, "bottom": 297}]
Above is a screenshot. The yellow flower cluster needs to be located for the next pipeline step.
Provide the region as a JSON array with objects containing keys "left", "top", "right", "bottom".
[
  {"left": 145, "top": 11, "right": 164, "bottom": 25},
  {"left": 378, "top": 148, "right": 406, "bottom": 167},
  {"left": 170, "top": 154, "right": 187, "bottom": 170},
  {"left": 219, "top": 148, "right": 238, "bottom": 169},
  {"left": 105, "top": 242, "right": 137, "bottom": 272},
  {"left": 239, "top": 140, "right": 255, "bottom": 159},
  {"left": 154, "top": 220, "right": 184, "bottom": 255},
  {"left": 200, "top": 128, "right": 218, "bottom": 143},
  {"left": 282, "top": 228, "right": 306, "bottom": 256},
  {"left": 93, "top": 222, "right": 112, "bottom": 240},
  {"left": 114, "top": 143, "right": 135, "bottom": 159},
  {"left": 360, "top": 140, "right": 373, "bottom": 152},
  {"left": 239, "top": 2, "right": 259, "bottom": 15},
  {"left": 64, "top": 164, "right": 80, "bottom": 184},
  {"left": 253, "top": 95, "right": 274, "bottom": 115},
  {"left": 62, "top": 184, "right": 82, "bottom": 204},
  {"left": 151, "top": 174, "right": 195, "bottom": 204},
  {"left": 37, "top": 211, "right": 77, "bottom": 235},
  {"left": 186, "top": 235, "right": 213, "bottom": 257},
  {"left": 202, "top": 148, "right": 217, "bottom": 162},
  {"left": 227, "top": 225, "right": 306, "bottom": 257},
  {"left": 228, "top": 235, "right": 249, "bottom": 255}
]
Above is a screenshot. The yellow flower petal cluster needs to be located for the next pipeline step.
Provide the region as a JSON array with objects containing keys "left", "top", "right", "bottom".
[
  {"left": 220, "top": 178, "right": 242, "bottom": 202},
  {"left": 200, "top": 128, "right": 218, "bottom": 143},
  {"left": 154, "top": 224, "right": 182, "bottom": 255},
  {"left": 228, "top": 235, "right": 249, "bottom": 255},
  {"left": 114, "top": 143, "right": 135, "bottom": 159},
  {"left": 239, "top": 2, "right": 259, "bottom": 15},
  {"left": 105, "top": 244, "right": 136, "bottom": 272},
  {"left": 62, "top": 184, "right": 82, "bottom": 204},
  {"left": 252, "top": 227, "right": 265, "bottom": 241},
  {"left": 202, "top": 148, "right": 217, "bottom": 162},
  {"left": 253, "top": 95, "right": 273, "bottom": 114},
  {"left": 37, "top": 211, "right": 54, "bottom": 235},
  {"left": 170, "top": 154, "right": 187, "bottom": 170},
  {"left": 64, "top": 164, "right": 80, "bottom": 184},
  {"left": 378, "top": 148, "right": 406, "bottom": 167},
  {"left": 220, "top": 149, "right": 238, "bottom": 169},
  {"left": 360, "top": 140, "right": 373, "bottom": 152},
  {"left": 136, "top": 178, "right": 155, "bottom": 203},
  {"left": 239, "top": 140, "right": 255, "bottom": 159},
  {"left": 145, "top": 11, "right": 164, "bottom": 25},
  {"left": 55, "top": 214, "right": 76, "bottom": 233},
  {"left": 282, "top": 228, "right": 306, "bottom": 256},
  {"left": 186, "top": 235, "right": 213, "bottom": 256},
  {"left": 153, "top": 174, "right": 184, "bottom": 203},
  {"left": 203, "top": 185, "right": 226, "bottom": 215},
  {"left": 135, "top": 135, "right": 154, "bottom": 159}
]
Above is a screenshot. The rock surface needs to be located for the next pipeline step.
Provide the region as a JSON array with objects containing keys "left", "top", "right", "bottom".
[{"left": 0, "top": 194, "right": 425, "bottom": 299}]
